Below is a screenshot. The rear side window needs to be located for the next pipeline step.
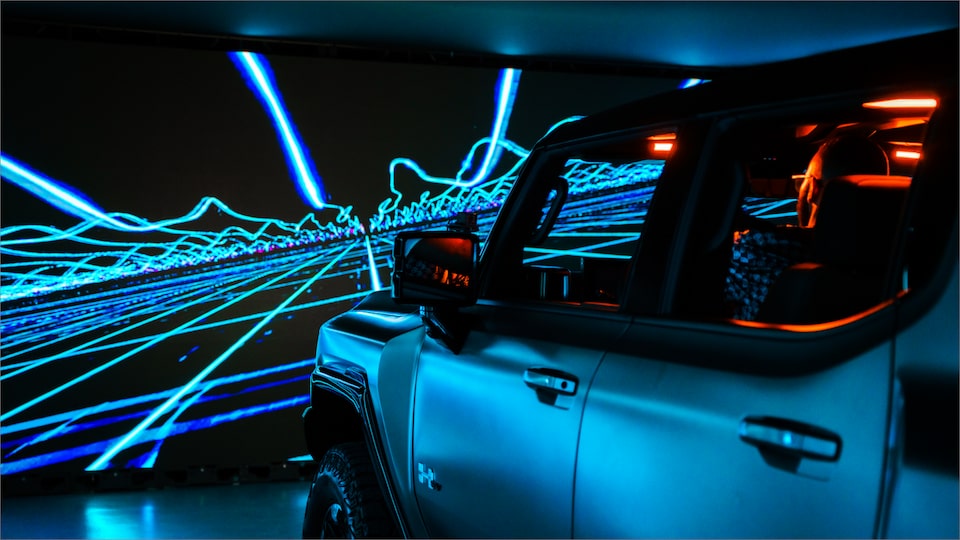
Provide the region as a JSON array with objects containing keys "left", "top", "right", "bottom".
[{"left": 689, "top": 93, "right": 939, "bottom": 327}]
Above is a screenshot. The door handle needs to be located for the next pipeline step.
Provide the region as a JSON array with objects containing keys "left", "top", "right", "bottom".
[
  {"left": 739, "top": 416, "right": 842, "bottom": 461},
  {"left": 523, "top": 367, "right": 578, "bottom": 396}
]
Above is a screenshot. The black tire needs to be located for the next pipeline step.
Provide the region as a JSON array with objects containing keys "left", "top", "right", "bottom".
[{"left": 302, "top": 442, "right": 397, "bottom": 539}]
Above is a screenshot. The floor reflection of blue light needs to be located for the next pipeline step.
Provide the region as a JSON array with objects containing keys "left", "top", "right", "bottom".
[{"left": 85, "top": 501, "right": 143, "bottom": 539}]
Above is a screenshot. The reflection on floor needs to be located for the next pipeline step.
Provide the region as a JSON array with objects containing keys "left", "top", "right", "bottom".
[{"left": 1, "top": 480, "right": 311, "bottom": 539}]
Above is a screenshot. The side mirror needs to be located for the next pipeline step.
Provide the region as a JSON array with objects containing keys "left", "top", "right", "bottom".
[{"left": 392, "top": 231, "right": 479, "bottom": 307}]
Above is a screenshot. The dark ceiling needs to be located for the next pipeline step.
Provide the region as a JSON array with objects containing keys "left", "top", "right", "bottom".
[{"left": 2, "top": 1, "right": 958, "bottom": 76}]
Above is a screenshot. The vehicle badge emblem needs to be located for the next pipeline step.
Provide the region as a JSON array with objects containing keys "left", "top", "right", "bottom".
[{"left": 418, "top": 462, "right": 441, "bottom": 491}]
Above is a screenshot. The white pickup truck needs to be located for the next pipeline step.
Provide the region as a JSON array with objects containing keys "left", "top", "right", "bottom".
[{"left": 301, "top": 29, "right": 958, "bottom": 539}]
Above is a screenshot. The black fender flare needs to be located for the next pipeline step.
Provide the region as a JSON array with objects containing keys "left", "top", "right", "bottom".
[{"left": 304, "top": 365, "right": 411, "bottom": 537}]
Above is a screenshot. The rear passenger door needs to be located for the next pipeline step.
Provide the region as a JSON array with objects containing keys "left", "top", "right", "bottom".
[
  {"left": 576, "top": 322, "right": 894, "bottom": 538},
  {"left": 574, "top": 90, "right": 950, "bottom": 538}
]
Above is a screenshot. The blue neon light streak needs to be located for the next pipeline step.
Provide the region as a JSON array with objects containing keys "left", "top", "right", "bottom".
[
  {"left": 139, "top": 386, "right": 210, "bottom": 468},
  {"left": 463, "top": 68, "right": 521, "bottom": 186},
  {"left": 1, "top": 359, "right": 314, "bottom": 437},
  {"left": 523, "top": 236, "right": 641, "bottom": 264},
  {"left": 229, "top": 51, "right": 328, "bottom": 209},
  {"left": 1, "top": 395, "right": 310, "bottom": 475},
  {"left": 364, "top": 235, "right": 383, "bottom": 291},
  {"left": 0, "top": 245, "right": 353, "bottom": 423},
  {"left": 1, "top": 156, "right": 132, "bottom": 230},
  {"left": 2, "top": 290, "right": 371, "bottom": 379},
  {"left": 374, "top": 68, "right": 525, "bottom": 224},
  {"left": 743, "top": 197, "right": 798, "bottom": 220},
  {"left": 1, "top": 267, "right": 269, "bottom": 377},
  {"left": 679, "top": 78, "right": 711, "bottom": 89},
  {"left": 85, "top": 243, "right": 353, "bottom": 470}
]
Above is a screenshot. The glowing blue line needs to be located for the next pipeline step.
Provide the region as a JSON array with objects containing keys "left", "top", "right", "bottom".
[
  {"left": 0, "top": 245, "right": 352, "bottom": 423},
  {"left": 524, "top": 250, "right": 632, "bottom": 262},
  {"left": 1, "top": 359, "right": 314, "bottom": 436},
  {"left": 142, "top": 387, "right": 210, "bottom": 468},
  {"left": 6, "top": 414, "right": 80, "bottom": 458},
  {"left": 680, "top": 78, "right": 710, "bottom": 89},
  {"left": 462, "top": 68, "right": 521, "bottom": 186},
  {"left": 364, "top": 235, "right": 383, "bottom": 291},
  {"left": 1, "top": 156, "right": 130, "bottom": 230},
  {"left": 2, "top": 289, "right": 372, "bottom": 374},
  {"left": 230, "top": 51, "right": 327, "bottom": 209},
  {"left": 1, "top": 270, "right": 260, "bottom": 372},
  {"left": 523, "top": 236, "right": 640, "bottom": 264},
  {"left": 1, "top": 395, "right": 310, "bottom": 475},
  {"left": 548, "top": 232, "right": 640, "bottom": 238},
  {"left": 373, "top": 68, "right": 527, "bottom": 224},
  {"left": 86, "top": 243, "right": 353, "bottom": 470}
]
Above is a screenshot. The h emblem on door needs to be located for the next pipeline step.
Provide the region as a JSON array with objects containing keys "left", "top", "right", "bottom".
[{"left": 418, "top": 463, "right": 441, "bottom": 491}]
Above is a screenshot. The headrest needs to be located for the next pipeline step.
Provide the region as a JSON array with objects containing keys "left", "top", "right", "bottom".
[{"left": 814, "top": 175, "right": 912, "bottom": 270}]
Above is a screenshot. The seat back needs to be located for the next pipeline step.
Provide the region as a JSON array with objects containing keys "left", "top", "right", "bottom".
[{"left": 757, "top": 174, "right": 911, "bottom": 324}]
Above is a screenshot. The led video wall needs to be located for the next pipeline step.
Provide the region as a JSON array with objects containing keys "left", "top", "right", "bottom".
[{"left": 0, "top": 34, "right": 680, "bottom": 476}]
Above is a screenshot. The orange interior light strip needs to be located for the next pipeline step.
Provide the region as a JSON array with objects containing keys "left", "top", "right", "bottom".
[
  {"left": 863, "top": 98, "right": 938, "bottom": 109},
  {"left": 729, "top": 298, "right": 895, "bottom": 333},
  {"left": 894, "top": 150, "right": 922, "bottom": 160},
  {"left": 653, "top": 142, "right": 674, "bottom": 152}
]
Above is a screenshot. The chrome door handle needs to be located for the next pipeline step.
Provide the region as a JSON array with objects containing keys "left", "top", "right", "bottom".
[
  {"left": 739, "top": 416, "right": 842, "bottom": 461},
  {"left": 523, "top": 367, "right": 578, "bottom": 396}
]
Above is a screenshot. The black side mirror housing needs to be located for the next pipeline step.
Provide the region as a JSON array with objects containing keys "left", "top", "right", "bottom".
[{"left": 392, "top": 231, "right": 479, "bottom": 307}]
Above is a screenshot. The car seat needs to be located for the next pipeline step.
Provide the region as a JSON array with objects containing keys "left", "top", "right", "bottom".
[{"left": 756, "top": 174, "right": 911, "bottom": 324}]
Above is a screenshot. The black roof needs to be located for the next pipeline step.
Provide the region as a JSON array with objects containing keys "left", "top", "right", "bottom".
[{"left": 539, "top": 29, "right": 959, "bottom": 146}]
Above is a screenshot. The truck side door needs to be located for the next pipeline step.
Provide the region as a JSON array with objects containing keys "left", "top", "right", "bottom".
[
  {"left": 412, "top": 308, "right": 625, "bottom": 538},
  {"left": 574, "top": 90, "right": 954, "bottom": 537},
  {"left": 411, "top": 129, "right": 677, "bottom": 538}
]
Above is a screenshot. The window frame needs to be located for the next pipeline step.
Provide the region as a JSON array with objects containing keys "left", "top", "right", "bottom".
[
  {"left": 668, "top": 85, "right": 947, "bottom": 331},
  {"left": 478, "top": 122, "right": 688, "bottom": 313}
]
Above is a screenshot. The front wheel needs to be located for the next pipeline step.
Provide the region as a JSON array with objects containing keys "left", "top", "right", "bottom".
[{"left": 302, "top": 442, "right": 397, "bottom": 539}]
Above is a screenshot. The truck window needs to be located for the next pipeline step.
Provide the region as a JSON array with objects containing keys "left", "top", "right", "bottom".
[
  {"left": 714, "top": 95, "right": 936, "bottom": 326},
  {"left": 514, "top": 131, "right": 675, "bottom": 308}
]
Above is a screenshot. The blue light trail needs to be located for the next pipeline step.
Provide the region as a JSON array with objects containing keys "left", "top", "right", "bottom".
[
  {"left": 86, "top": 243, "right": 353, "bottom": 470},
  {"left": 230, "top": 51, "right": 329, "bottom": 209},
  {"left": 0, "top": 244, "right": 355, "bottom": 423},
  {"left": 1, "top": 264, "right": 277, "bottom": 378},
  {"left": 679, "top": 78, "right": 711, "bottom": 89},
  {"left": 1, "top": 155, "right": 137, "bottom": 231},
  {"left": 364, "top": 235, "right": 383, "bottom": 291},
  {"left": 2, "top": 359, "right": 314, "bottom": 437},
  {"left": 374, "top": 68, "right": 526, "bottom": 225}
]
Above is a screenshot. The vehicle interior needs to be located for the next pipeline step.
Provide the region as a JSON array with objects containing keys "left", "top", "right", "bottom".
[
  {"left": 503, "top": 87, "right": 941, "bottom": 331},
  {"left": 673, "top": 90, "right": 941, "bottom": 327}
]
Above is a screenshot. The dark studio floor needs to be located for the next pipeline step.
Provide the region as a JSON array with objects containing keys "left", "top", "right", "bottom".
[{"left": 1, "top": 480, "right": 312, "bottom": 539}]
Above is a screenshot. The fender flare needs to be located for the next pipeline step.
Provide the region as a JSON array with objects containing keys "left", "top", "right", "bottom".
[{"left": 304, "top": 366, "right": 411, "bottom": 537}]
